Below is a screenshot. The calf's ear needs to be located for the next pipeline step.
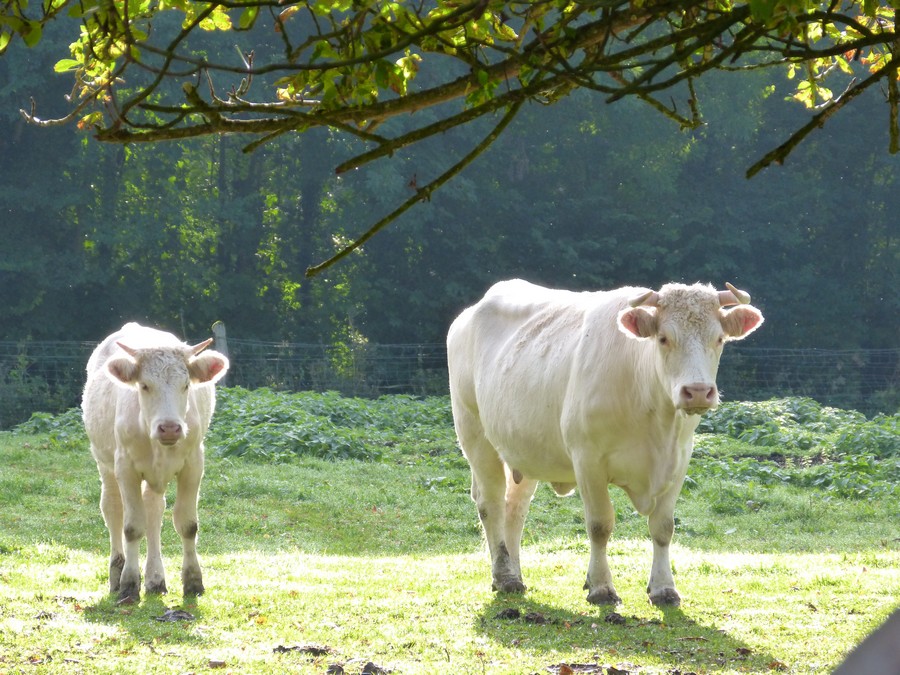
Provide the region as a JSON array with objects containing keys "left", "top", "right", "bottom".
[
  {"left": 189, "top": 351, "right": 230, "bottom": 384},
  {"left": 617, "top": 306, "right": 658, "bottom": 339},
  {"left": 722, "top": 306, "right": 764, "bottom": 339},
  {"left": 106, "top": 356, "right": 139, "bottom": 385}
]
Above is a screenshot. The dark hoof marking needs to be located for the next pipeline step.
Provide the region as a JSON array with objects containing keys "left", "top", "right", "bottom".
[
  {"left": 649, "top": 588, "right": 681, "bottom": 607},
  {"left": 586, "top": 588, "right": 622, "bottom": 606},
  {"left": 492, "top": 578, "right": 526, "bottom": 594}
]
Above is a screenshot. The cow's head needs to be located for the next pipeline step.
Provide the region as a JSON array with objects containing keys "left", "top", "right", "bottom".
[
  {"left": 105, "top": 339, "right": 229, "bottom": 445},
  {"left": 617, "top": 283, "right": 763, "bottom": 415}
]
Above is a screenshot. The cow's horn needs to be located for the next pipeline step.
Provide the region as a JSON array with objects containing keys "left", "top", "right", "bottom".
[
  {"left": 190, "top": 338, "right": 214, "bottom": 355},
  {"left": 629, "top": 290, "right": 659, "bottom": 308},
  {"left": 116, "top": 341, "right": 138, "bottom": 357},
  {"left": 719, "top": 282, "right": 751, "bottom": 306}
]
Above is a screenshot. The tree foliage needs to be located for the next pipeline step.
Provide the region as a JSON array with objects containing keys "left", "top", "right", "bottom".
[{"left": 4, "top": 0, "right": 900, "bottom": 272}]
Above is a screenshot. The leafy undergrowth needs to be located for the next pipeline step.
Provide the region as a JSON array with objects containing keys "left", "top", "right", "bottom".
[
  {"left": 1, "top": 392, "right": 898, "bottom": 673},
  {"left": 693, "top": 397, "right": 900, "bottom": 499}
]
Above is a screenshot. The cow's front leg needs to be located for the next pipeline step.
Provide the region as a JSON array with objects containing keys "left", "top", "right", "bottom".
[
  {"left": 646, "top": 486, "right": 681, "bottom": 606},
  {"left": 576, "top": 466, "right": 620, "bottom": 605},
  {"left": 174, "top": 457, "right": 205, "bottom": 596},
  {"left": 115, "top": 464, "right": 145, "bottom": 603},
  {"left": 142, "top": 484, "right": 168, "bottom": 595}
]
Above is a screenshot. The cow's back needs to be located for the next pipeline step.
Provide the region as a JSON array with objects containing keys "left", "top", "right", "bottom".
[{"left": 448, "top": 280, "right": 648, "bottom": 481}]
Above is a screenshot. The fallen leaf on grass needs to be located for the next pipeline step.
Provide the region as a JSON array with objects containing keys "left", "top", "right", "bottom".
[
  {"left": 495, "top": 607, "right": 521, "bottom": 620},
  {"left": 546, "top": 664, "right": 604, "bottom": 674},
  {"left": 604, "top": 612, "right": 627, "bottom": 625},
  {"left": 154, "top": 609, "right": 195, "bottom": 622},
  {"left": 524, "top": 611, "right": 550, "bottom": 624},
  {"left": 273, "top": 644, "right": 333, "bottom": 656}
]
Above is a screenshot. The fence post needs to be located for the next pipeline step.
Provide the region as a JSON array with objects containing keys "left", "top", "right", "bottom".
[{"left": 211, "top": 321, "right": 229, "bottom": 387}]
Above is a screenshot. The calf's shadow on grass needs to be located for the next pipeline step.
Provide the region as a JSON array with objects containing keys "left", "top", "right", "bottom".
[
  {"left": 83, "top": 593, "right": 207, "bottom": 644},
  {"left": 476, "top": 594, "right": 782, "bottom": 673}
]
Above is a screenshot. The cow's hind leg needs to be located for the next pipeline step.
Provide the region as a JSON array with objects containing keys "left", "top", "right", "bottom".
[
  {"left": 97, "top": 465, "right": 125, "bottom": 594},
  {"left": 504, "top": 467, "right": 538, "bottom": 587},
  {"left": 457, "top": 417, "right": 524, "bottom": 593},
  {"left": 174, "top": 459, "right": 205, "bottom": 596},
  {"left": 143, "top": 484, "right": 168, "bottom": 595}
]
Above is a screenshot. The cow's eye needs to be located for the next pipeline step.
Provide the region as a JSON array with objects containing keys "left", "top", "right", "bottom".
[
  {"left": 658, "top": 336, "right": 669, "bottom": 346},
  {"left": 141, "top": 384, "right": 150, "bottom": 392}
]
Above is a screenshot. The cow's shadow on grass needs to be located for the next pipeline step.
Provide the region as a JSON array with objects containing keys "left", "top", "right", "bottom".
[
  {"left": 83, "top": 593, "right": 207, "bottom": 644},
  {"left": 476, "top": 593, "right": 782, "bottom": 673}
]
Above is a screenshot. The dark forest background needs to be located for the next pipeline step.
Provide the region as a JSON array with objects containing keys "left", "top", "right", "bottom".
[{"left": 1, "top": 19, "right": 897, "bottom": 355}]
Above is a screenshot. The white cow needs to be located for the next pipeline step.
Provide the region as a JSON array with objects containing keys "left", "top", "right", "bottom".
[
  {"left": 447, "top": 280, "right": 763, "bottom": 606},
  {"left": 82, "top": 323, "right": 229, "bottom": 602}
]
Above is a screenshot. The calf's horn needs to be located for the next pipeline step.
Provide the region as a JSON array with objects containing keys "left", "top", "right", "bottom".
[
  {"left": 719, "top": 282, "right": 751, "bottom": 306},
  {"left": 190, "top": 338, "right": 214, "bottom": 355}
]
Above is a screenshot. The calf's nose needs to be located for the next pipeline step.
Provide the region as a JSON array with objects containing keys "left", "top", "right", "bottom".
[
  {"left": 156, "top": 421, "right": 184, "bottom": 444},
  {"left": 679, "top": 383, "right": 718, "bottom": 410}
]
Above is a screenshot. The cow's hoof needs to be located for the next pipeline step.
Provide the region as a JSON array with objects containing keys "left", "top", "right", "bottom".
[
  {"left": 145, "top": 580, "right": 168, "bottom": 595},
  {"left": 492, "top": 578, "right": 526, "bottom": 594},
  {"left": 648, "top": 588, "right": 681, "bottom": 607},
  {"left": 117, "top": 586, "right": 140, "bottom": 604},
  {"left": 586, "top": 587, "right": 621, "bottom": 606},
  {"left": 183, "top": 578, "right": 205, "bottom": 597}
]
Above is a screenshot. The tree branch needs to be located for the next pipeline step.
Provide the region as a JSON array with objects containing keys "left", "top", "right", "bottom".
[
  {"left": 746, "top": 61, "right": 893, "bottom": 177},
  {"left": 305, "top": 99, "right": 525, "bottom": 277}
]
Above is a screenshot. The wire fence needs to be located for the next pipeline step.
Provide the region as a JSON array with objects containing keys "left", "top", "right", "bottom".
[{"left": 0, "top": 339, "right": 897, "bottom": 429}]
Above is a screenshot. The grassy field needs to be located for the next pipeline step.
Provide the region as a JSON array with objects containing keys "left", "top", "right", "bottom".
[{"left": 0, "top": 392, "right": 898, "bottom": 674}]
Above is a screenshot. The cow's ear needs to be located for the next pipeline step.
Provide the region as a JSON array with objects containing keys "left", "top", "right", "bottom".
[
  {"left": 722, "top": 305, "right": 764, "bottom": 340},
  {"left": 106, "top": 356, "right": 139, "bottom": 385},
  {"left": 189, "top": 351, "right": 230, "bottom": 384},
  {"left": 617, "top": 307, "right": 658, "bottom": 339}
]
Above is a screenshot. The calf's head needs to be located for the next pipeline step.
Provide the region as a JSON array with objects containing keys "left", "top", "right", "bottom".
[
  {"left": 617, "top": 282, "right": 763, "bottom": 414},
  {"left": 105, "top": 338, "right": 229, "bottom": 445}
]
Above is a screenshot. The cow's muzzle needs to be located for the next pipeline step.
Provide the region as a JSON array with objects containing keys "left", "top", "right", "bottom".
[{"left": 678, "top": 383, "right": 718, "bottom": 415}]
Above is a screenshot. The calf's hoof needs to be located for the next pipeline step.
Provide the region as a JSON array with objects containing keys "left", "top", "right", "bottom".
[
  {"left": 109, "top": 554, "right": 125, "bottom": 593},
  {"left": 648, "top": 587, "right": 681, "bottom": 607},
  {"left": 492, "top": 577, "right": 526, "bottom": 594},
  {"left": 586, "top": 586, "right": 621, "bottom": 606},
  {"left": 183, "top": 573, "right": 205, "bottom": 597}
]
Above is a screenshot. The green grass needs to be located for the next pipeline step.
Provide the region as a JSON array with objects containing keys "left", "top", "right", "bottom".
[{"left": 0, "top": 393, "right": 898, "bottom": 673}]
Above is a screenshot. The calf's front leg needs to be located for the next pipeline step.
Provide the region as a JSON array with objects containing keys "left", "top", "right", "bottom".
[
  {"left": 96, "top": 465, "right": 125, "bottom": 594},
  {"left": 174, "top": 458, "right": 205, "bottom": 596},
  {"left": 116, "top": 464, "right": 146, "bottom": 602},
  {"left": 142, "top": 484, "right": 168, "bottom": 594}
]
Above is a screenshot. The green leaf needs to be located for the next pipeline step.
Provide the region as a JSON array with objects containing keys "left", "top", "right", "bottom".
[
  {"left": 238, "top": 6, "right": 258, "bottom": 30},
  {"left": 53, "top": 58, "right": 81, "bottom": 72},
  {"left": 22, "top": 20, "right": 42, "bottom": 47}
]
